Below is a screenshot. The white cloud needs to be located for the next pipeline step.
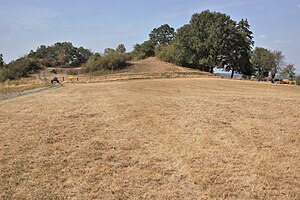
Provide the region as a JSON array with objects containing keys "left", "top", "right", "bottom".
[
  {"left": 259, "top": 34, "right": 268, "bottom": 39},
  {"left": 297, "top": 4, "right": 300, "bottom": 9},
  {"left": 274, "top": 40, "right": 291, "bottom": 44}
]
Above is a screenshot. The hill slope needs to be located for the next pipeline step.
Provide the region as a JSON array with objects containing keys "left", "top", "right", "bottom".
[
  {"left": 125, "top": 57, "right": 206, "bottom": 74},
  {"left": 50, "top": 57, "right": 214, "bottom": 83}
]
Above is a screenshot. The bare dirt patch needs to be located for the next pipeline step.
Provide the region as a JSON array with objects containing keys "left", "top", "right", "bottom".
[{"left": 0, "top": 78, "right": 299, "bottom": 199}]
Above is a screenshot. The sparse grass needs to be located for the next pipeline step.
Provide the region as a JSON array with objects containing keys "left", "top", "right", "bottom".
[
  {"left": 1, "top": 78, "right": 299, "bottom": 199},
  {"left": 0, "top": 77, "right": 48, "bottom": 95}
]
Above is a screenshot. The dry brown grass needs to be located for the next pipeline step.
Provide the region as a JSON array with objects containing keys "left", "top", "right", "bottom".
[
  {"left": 1, "top": 77, "right": 299, "bottom": 199},
  {"left": 0, "top": 76, "right": 48, "bottom": 95}
]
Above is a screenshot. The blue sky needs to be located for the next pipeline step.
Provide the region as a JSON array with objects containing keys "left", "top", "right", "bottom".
[{"left": 0, "top": 0, "right": 300, "bottom": 72}]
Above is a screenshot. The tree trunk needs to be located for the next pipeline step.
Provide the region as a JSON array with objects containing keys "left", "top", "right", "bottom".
[
  {"left": 271, "top": 72, "right": 276, "bottom": 79},
  {"left": 209, "top": 66, "right": 214, "bottom": 73},
  {"left": 230, "top": 69, "right": 234, "bottom": 78}
]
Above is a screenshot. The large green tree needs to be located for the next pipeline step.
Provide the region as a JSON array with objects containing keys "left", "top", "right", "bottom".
[
  {"left": 251, "top": 47, "right": 275, "bottom": 78},
  {"left": 174, "top": 10, "right": 254, "bottom": 74},
  {"left": 149, "top": 24, "right": 175, "bottom": 46},
  {"left": 224, "top": 19, "right": 254, "bottom": 78}
]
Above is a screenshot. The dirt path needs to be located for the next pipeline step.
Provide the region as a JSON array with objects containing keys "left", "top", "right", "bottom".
[
  {"left": 0, "top": 78, "right": 299, "bottom": 199},
  {"left": 0, "top": 84, "right": 62, "bottom": 101}
]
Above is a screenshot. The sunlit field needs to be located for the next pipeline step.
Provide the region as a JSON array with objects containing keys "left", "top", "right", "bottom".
[{"left": 1, "top": 77, "right": 299, "bottom": 199}]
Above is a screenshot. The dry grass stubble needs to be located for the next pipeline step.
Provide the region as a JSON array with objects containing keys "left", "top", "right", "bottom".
[{"left": 0, "top": 78, "right": 299, "bottom": 199}]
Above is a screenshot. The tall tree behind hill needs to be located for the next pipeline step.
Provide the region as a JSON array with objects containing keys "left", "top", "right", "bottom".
[
  {"left": 116, "top": 44, "right": 126, "bottom": 54},
  {"left": 149, "top": 24, "right": 175, "bottom": 46}
]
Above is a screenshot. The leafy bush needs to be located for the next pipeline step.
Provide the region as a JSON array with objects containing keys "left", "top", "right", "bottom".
[
  {"left": 0, "top": 58, "right": 41, "bottom": 82},
  {"left": 28, "top": 42, "right": 92, "bottom": 68},
  {"left": 131, "top": 40, "right": 155, "bottom": 60},
  {"left": 81, "top": 52, "right": 127, "bottom": 73}
]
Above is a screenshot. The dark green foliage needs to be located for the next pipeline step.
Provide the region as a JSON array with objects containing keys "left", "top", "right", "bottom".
[
  {"left": 155, "top": 43, "right": 188, "bottom": 67},
  {"left": 116, "top": 44, "right": 126, "bottom": 54},
  {"left": 132, "top": 40, "right": 155, "bottom": 60},
  {"left": 0, "top": 57, "right": 41, "bottom": 82},
  {"left": 104, "top": 48, "right": 115, "bottom": 55},
  {"left": 223, "top": 19, "right": 254, "bottom": 78},
  {"left": 159, "top": 10, "right": 254, "bottom": 75},
  {"left": 82, "top": 52, "right": 127, "bottom": 73},
  {"left": 251, "top": 47, "right": 275, "bottom": 78},
  {"left": 149, "top": 24, "right": 175, "bottom": 46},
  {"left": 28, "top": 42, "right": 92, "bottom": 68}
]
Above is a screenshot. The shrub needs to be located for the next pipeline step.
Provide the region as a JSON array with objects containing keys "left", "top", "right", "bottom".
[
  {"left": 81, "top": 52, "right": 127, "bottom": 73},
  {"left": 131, "top": 40, "right": 155, "bottom": 60},
  {"left": 0, "top": 58, "right": 41, "bottom": 82}
]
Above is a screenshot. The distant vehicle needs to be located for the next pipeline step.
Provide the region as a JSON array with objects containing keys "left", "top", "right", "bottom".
[{"left": 51, "top": 76, "right": 59, "bottom": 84}]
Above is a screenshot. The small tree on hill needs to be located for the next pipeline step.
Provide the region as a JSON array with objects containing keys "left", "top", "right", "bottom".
[
  {"left": 280, "top": 64, "right": 296, "bottom": 80},
  {"left": 104, "top": 48, "right": 115, "bottom": 55},
  {"left": 132, "top": 40, "right": 155, "bottom": 59},
  {"left": 116, "top": 44, "right": 126, "bottom": 54}
]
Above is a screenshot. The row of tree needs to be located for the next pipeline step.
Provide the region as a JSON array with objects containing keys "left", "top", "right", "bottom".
[
  {"left": 133, "top": 10, "right": 297, "bottom": 80},
  {"left": 0, "top": 10, "right": 298, "bottom": 82},
  {"left": 0, "top": 42, "right": 130, "bottom": 82},
  {"left": 28, "top": 42, "right": 92, "bottom": 68},
  {"left": 251, "top": 47, "right": 296, "bottom": 80}
]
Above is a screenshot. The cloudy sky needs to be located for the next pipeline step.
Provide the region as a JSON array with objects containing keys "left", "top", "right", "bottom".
[{"left": 0, "top": 0, "right": 300, "bottom": 72}]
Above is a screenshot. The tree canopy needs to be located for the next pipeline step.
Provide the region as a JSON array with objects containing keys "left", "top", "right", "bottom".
[
  {"left": 0, "top": 57, "right": 41, "bottom": 82},
  {"left": 157, "top": 10, "right": 254, "bottom": 75},
  {"left": 28, "top": 42, "right": 92, "bottom": 67},
  {"left": 251, "top": 47, "right": 278, "bottom": 78},
  {"left": 149, "top": 24, "right": 175, "bottom": 46},
  {"left": 116, "top": 44, "right": 126, "bottom": 54},
  {"left": 281, "top": 64, "right": 296, "bottom": 80}
]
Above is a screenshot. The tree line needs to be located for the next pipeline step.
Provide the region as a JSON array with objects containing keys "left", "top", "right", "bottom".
[
  {"left": 0, "top": 10, "right": 298, "bottom": 83},
  {"left": 0, "top": 42, "right": 128, "bottom": 82},
  {"left": 133, "top": 10, "right": 297, "bottom": 81}
]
